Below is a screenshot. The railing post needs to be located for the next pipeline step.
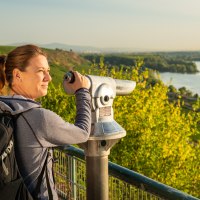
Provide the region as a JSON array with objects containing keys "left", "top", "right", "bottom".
[
  {"left": 68, "top": 155, "right": 77, "bottom": 200},
  {"left": 86, "top": 156, "right": 108, "bottom": 200},
  {"left": 71, "top": 156, "right": 77, "bottom": 200},
  {"left": 82, "top": 140, "right": 119, "bottom": 200}
]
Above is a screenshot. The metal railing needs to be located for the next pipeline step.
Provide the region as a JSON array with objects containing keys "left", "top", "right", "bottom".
[{"left": 53, "top": 146, "right": 200, "bottom": 200}]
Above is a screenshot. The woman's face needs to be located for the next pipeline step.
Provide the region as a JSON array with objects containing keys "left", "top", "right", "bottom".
[{"left": 12, "top": 55, "right": 52, "bottom": 99}]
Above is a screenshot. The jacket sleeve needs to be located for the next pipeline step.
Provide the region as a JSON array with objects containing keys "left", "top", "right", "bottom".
[
  {"left": 74, "top": 88, "right": 91, "bottom": 133},
  {"left": 37, "top": 88, "right": 91, "bottom": 147}
]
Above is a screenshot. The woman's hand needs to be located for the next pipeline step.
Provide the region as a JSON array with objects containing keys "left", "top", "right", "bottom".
[{"left": 64, "top": 71, "right": 90, "bottom": 93}]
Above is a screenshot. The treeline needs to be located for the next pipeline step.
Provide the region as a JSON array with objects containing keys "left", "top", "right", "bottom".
[
  {"left": 143, "top": 56, "right": 197, "bottom": 73},
  {"left": 82, "top": 52, "right": 199, "bottom": 73},
  {"left": 154, "top": 51, "right": 200, "bottom": 61}
]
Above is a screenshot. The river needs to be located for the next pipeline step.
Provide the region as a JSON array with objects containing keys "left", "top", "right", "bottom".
[{"left": 159, "top": 61, "right": 200, "bottom": 95}]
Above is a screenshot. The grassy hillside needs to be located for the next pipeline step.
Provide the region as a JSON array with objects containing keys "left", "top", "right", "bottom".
[
  {"left": 0, "top": 46, "right": 16, "bottom": 54},
  {"left": 43, "top": 48, "right": 91, "bottom": 85}
]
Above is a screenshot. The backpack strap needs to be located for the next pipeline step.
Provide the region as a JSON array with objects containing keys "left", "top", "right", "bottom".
[
  {"left": 21, "top": 114, "right": 54, "bottom": 200},
  {"left": 33, "top": 150, "right": 53, "bottom": 200},
  {"left": 0, "top": 113, "right": 17, "bottom": 176},
  {"left": 0, "top": 139, "right": 13, "bottom": 175}
]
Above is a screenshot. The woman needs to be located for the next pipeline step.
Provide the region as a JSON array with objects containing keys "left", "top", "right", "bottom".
[{"left": 0, "top": 44, "right": 91, "bottom": 199}]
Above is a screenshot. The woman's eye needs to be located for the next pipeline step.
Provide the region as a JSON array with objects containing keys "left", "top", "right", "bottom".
[
  {"left": 38, "top": 68, "right": 50, "bottom": 73},
  {"left": 38, "top": 69, "right": 44, "bottom": 72}
]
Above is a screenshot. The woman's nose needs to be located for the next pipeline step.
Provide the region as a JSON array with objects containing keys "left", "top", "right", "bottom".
[{"left": 44, "top": 71, "right": 52, "bottom": 82}]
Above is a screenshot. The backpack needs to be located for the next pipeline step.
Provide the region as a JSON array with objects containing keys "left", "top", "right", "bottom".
[
  {"left": 0, "top": 111, "right": 34, "bottom": 200},
  {"left": 0, "top": 97, "right": 54, "bottom": 200}
]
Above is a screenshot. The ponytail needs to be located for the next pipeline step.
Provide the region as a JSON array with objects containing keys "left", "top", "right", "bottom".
[{"left": 0, "top": 55, "right": 6, "bottom": 90}]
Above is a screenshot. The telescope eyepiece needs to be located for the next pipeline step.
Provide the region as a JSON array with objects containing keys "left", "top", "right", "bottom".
[{"left": 64, "top": 71, "right": 75, "bottom": 83}]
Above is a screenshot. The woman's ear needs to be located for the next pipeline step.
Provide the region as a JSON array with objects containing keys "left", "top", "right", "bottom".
[{"left": 13, "top": 68, "right": 22, "bottom": 82}]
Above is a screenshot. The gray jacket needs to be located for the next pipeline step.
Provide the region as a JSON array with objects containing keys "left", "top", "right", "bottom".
[{"left": 0, "top": 88, "right": 91, "bottom": 200}]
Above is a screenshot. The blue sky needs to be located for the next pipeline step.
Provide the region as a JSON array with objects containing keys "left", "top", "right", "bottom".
[{"left": 1, "top": 0, "right": 200, "bottom": 51}]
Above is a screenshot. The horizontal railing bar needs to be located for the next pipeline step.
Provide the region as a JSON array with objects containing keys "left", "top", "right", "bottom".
[
  {"left": 59, "top": 145, "right": 85, "bottom": 160},
  {"left": 109, "top": 162, "right": 199, "bottom": 200},
  {"left": 57, "top": 146, "right": 199, "bottom": 200}
]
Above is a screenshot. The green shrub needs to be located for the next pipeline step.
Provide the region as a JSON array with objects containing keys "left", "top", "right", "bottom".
[{"left": 41, "top": 63, "right": 200, "bottom": 198}]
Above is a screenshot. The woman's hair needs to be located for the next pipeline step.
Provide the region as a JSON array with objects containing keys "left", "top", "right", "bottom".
[{"left": 0, "top": 44, "right": 46, "bottom": 90}]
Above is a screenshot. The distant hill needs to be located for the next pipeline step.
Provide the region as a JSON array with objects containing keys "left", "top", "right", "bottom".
[
  {"left": 7, "top": 42, "right": 145, "bottom": 53},
  {"left": 40, "top": 43, "right": 146, "bottom": 53},
  {"left": 41, "top": 43, "right": 101, "bottom": 53},
  {"left": 7, "top": 42, "right": 104, "bottom": 53},
  {"left": 44, "top": 48, "right": 89, "bottom": 68}
]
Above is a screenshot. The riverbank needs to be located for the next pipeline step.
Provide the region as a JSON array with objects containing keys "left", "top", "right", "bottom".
[{"left": 160, "top": 61, "right": 200, "bottom": 95}]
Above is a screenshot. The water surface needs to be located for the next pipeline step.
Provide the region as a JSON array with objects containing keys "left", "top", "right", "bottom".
[{"left": 160, "top": 61, "right": 200, "bottom": 95}]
